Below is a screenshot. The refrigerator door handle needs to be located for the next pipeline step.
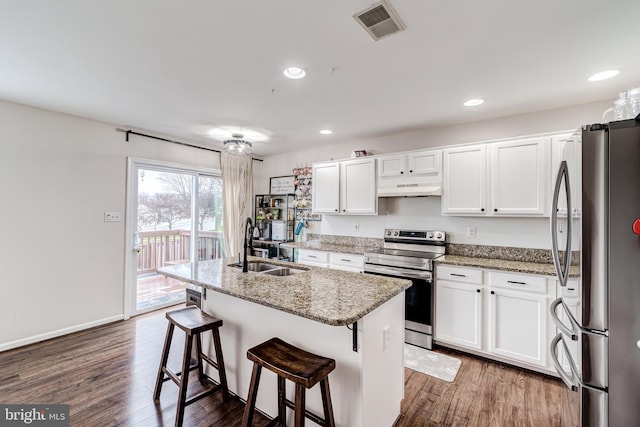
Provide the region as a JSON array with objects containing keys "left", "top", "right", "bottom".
[
  {"left": 550, "top": 160, "right": 572, "bottom": 287},
  {"left": 550, "top": 297, "right": 579, "bottom": 340},
  {"left": 550, "top": 333, "right": 579, "bottom": 392}
]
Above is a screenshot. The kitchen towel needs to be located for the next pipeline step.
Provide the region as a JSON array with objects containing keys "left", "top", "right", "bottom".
[{"left": 404, "top": 344, "right": 461, "bottom": 382}]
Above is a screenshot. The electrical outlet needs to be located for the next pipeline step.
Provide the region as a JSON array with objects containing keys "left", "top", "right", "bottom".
[
  {"left": 466, "top": 226, "right": 477, "bottom": 238},
  {"left": 354, "top": 223, "right": 360, "bottom": 232},
  {"left": 104, "top": 211, "right": 121, "bottom": 222}
]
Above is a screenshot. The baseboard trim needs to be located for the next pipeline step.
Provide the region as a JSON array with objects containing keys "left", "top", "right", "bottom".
[{"left": 0, "top": 314, "right": 125, "bottom": 352}]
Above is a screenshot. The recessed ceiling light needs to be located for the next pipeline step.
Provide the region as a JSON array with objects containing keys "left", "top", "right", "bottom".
[
  {"left": 319, "top": 129, "right": 333, "bottom": 135},
  {"left": 588, "top": 69, "right": 620, "bottom": 82},
  {"left": 284, "top": 67, "right": 306, "bottom": 79},
  {"left": 464, "top": 98, "right": 485, "bottom": 107}
]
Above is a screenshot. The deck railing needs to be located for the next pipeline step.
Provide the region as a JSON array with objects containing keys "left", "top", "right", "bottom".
[{"left": 137, "top": 230, "right": 224, "bottom": 274}]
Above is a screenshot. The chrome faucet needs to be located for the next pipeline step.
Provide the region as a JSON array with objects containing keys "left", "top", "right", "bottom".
[{"left": 242, "top": 217, "right": 254, "bottom": 273}]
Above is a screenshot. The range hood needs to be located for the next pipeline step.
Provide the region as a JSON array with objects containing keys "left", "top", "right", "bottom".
[{"left": 377, "top": 182, "right": 442, "bottom": 197}]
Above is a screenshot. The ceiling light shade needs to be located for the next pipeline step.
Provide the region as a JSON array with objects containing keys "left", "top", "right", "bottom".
[
  {"left": 588, "top": 69, "right": 620, "bottom": 82},
  {"left": 284, "top": 67, "right": 306, "bottom": 79},
  {"left": 464, "top": 98, "right": 485, "bottom": 107},
  {"left": 320, "top": 129, "right": 333, "bottom": 135},
  {"left": 223, "top": 133, "right": 252, "bottom": 155}
]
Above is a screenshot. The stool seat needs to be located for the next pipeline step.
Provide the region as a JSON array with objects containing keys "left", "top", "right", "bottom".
[
  {"left": 167, "top": 306, "right": 223, "bottom": 335},
  {"left": 242, "top": 337, "right": 336, "bottom": 427},
  {"left": 154, "top": 306, "right": 229, "bottom": 427},
  {"left": 247, "top": 337, "right": 335, "bottom": 389}
]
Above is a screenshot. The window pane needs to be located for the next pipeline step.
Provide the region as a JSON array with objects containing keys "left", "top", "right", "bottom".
[{"left": 198, "top": 174, "right": 223, "bottom": 260}]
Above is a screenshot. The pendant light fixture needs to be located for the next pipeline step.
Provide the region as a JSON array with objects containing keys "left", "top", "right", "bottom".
[{"left": 223, "top": 133, "right": 252, "bottom": 155}]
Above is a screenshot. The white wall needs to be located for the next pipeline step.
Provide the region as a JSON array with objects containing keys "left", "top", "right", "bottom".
[
  {"left": 0, "top": 99, "right": 221, "bottom": 350},
  {"left": 256, "top": 100, "right": 609, "bottom": 248}
]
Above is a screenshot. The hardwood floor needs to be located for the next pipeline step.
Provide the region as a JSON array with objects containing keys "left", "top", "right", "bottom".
[{"left": 0, "top": 309, "right": 576, "bottom": 427}]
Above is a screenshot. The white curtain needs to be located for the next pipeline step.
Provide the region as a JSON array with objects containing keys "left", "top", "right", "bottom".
[{"left": 221, "top": 152, "right": 253, "bottom": 258}]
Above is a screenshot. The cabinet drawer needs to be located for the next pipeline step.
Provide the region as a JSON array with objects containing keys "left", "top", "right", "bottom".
[
  {"left": 298, "top": 249, "right": 329, "bottom": 264},
  {"left": 329, "top": 252, "right": 364, "bottom": 270},
  {"left": 436, "top": 265, "right": 483, "bottom": 284},
  {"left": 488, "top": 271, "right": 547, "bottom": 294}
]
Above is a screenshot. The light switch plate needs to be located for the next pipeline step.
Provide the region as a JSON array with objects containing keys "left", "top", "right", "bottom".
[{"left": 104, "top": 211, "right": 121, "bottom": 222}]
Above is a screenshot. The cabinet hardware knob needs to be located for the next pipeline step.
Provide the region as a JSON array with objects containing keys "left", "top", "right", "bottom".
[
  {"left": 494, "top": 208, "right": 498, "bottom": 212},
  {"left": 334, "top": 209, "right": 338, "bottom": 212},
  {"left": 476, "top": 289, "right": 481, "bottom": 293},
  {"left": 409, "top": 170, "right": 413, "bottom": 173},
  {"left": 342, "top": 209, "right": 346, "bottom": 212},
  {"left": 481, "top": 208, "right": 485, "bottom": 212},
  {"left": 400, "top": 171, "right": 404, "bottom": 174},
  {"left": 491, "top": 290, "right": 495, "bottom": 295}
]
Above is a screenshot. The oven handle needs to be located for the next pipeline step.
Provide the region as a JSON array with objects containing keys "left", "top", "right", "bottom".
[{"left": 364, "top": 264, "right": 432, "bottom": 281}]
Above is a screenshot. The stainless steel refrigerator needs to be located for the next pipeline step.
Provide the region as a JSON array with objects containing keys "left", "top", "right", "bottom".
[{"left": 549, "top": 118, "right": 640, "bottom": 426}]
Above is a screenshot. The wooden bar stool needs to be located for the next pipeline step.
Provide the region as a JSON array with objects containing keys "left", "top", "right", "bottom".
[
  {"left": 241, "top": 337, "right": 336, "bottom": 427},
  {"left": 153, "top": 306, "right": 230, "bottom": 427}
]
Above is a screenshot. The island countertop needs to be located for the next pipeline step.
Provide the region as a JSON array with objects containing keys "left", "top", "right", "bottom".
[{"left": 157, "top": 257, "right": 410, "bottom": 327}]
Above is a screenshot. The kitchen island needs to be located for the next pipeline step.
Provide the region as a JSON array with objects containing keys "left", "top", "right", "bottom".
[{"left": 158, "top": 257, "right": 410, "bottom": 427}]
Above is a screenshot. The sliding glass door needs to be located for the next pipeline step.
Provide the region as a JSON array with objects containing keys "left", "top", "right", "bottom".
[{"left": 128, "top": 161, "right": 223, "bottom": 316}]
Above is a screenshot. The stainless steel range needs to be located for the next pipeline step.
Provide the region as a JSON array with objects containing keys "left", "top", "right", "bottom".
[{"left": 364, "top": 229, "right": 446, "bottom": 350}]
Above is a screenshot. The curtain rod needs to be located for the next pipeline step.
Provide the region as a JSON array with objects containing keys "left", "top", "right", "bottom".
[{"left": 115, "top": 128, "right": 263, "bottom": 162}]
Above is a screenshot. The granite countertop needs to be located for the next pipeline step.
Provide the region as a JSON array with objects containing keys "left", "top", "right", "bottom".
[
  {"left": 157, "top": 257, "right": 410, "bottom": 326},
  {"left": 280, "top": 240, "right": 376, "bottom": 256},
  {"left": 436, "top": 254, "right": 580, "bottom": 277}
]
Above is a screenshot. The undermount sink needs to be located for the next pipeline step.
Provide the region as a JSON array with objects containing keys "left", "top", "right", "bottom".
[
  {"left": 229, "top": 261, "right": 308, "bottom": 276},
  {"left": 261, "top": 267, "right": 308, "bottom": 276}
]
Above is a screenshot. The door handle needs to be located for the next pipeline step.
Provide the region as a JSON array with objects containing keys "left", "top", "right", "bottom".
[
  {"left": 550, "top": 333, "right": 579, "bottom": 392},
  {"left": 551, "top": 161, "right": 572, "bottom": 287},
  {"left": 550, "top": 298, "right": 578, "bottom": 340}
]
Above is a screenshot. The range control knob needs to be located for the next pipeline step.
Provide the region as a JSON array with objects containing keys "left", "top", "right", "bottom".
[
  {"left": 386, "top": 230, "right": 392, "bottom": 236},
  {"left": 393, "top": 231, "right": 399, "bottom": 236},
  {"left": 435, "top": 232, "right": 443, "bottom": 239},
  {"left": 428, "top": 232, "right": 434, "bottom": 238}
]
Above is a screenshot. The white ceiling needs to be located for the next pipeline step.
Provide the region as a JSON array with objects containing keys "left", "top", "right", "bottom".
[{"left": 1, "top": 0, "right": 639, "bottom": 156}]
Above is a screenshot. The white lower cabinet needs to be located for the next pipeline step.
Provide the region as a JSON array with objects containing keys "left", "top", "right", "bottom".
[
  {"left": 297, "top": 249, "right": 364, "bottom": 272},
  {"left": 435, "top": 279, "right": 483, "bottom": 350},
  {"left": 329, "top": 252, "right": 364, "bottom": 272},
  {"left": 435, "top": 264, "right": 555, "bottom": 373},
  {"left": 297, "top": 249, "right": 329, "bottom": 268},
  {"left": 488, "top": 287, "right": 547, "bottom": 367}
]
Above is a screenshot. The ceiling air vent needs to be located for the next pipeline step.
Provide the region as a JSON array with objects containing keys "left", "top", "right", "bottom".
[{"left": 353, "top": 0, "right": 406, "bottom": 41}]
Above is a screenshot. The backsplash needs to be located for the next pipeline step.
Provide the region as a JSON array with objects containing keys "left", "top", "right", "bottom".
[
  {"left": 447, "top": 243, "right": 580, "bottom": 265},
  {"left": 306, "top": 233, "right": 383, "bottom": 249}
]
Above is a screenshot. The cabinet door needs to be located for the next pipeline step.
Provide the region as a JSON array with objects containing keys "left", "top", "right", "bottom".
[
  {"left": 340, "top": 158, "right": 377, "bottom": 214},
  {"left": 490, "top": 138, "right": 549, "bottom": 215},
  {"left": 488, "top": 288, "right": 547, "bottom": 367},
  {"left": 378, "top": 154, "right": 406, "bottom": 177},
  {"left": 312, "top": 162, "right": 340, "bottom": 214},
  {"left": 408, "top": 150, "right": 441, "bottom": 176},
  {"left": 435, "top": 280, "right": 483, "bottom": 349},
  {"left": 442, "top": 145, "right": 487, "bottom": 215}
]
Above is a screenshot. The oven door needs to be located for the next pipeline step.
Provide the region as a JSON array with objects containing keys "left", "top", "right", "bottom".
[{"left": 364, "top": 264, "right": 433, "bottom": 349}]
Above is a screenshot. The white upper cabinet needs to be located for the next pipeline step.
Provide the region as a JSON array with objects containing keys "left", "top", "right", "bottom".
[
  {"left": 442, "top": 145, "right": 487, "bottom": 215},
  {"left": 550, "top": 133, "right": 581, "bottom": 218},
  {"left": 378, "top": 154, "right": 406, "bottom": 177},
  {"left": 377, "top": 149, "right": 442, "bottom": 197},
  {"left": 490, "top": 138, "right": 550, "bottom": 216},
  {"left": 311, "top": 162, "right": 340, "bottom": 213},
  {"left": 442, "top": 137, "right": 550, "bottom": 216},
  {"left": 312, "top": 158, "right": 377, "bottom": 215},
  {"left": 408, "top": 150, "right": 441, "bottom": 175},
  {"left": 340, "top": 158, "right": 377, "bottom": 214}
]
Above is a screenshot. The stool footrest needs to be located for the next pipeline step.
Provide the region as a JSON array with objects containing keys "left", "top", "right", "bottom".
[
  {"left": 283, "top": 398, "right": 326, "bottom": 426},
  {"left": 200, "top": 352, "right": 219, "bottom": 371}
]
